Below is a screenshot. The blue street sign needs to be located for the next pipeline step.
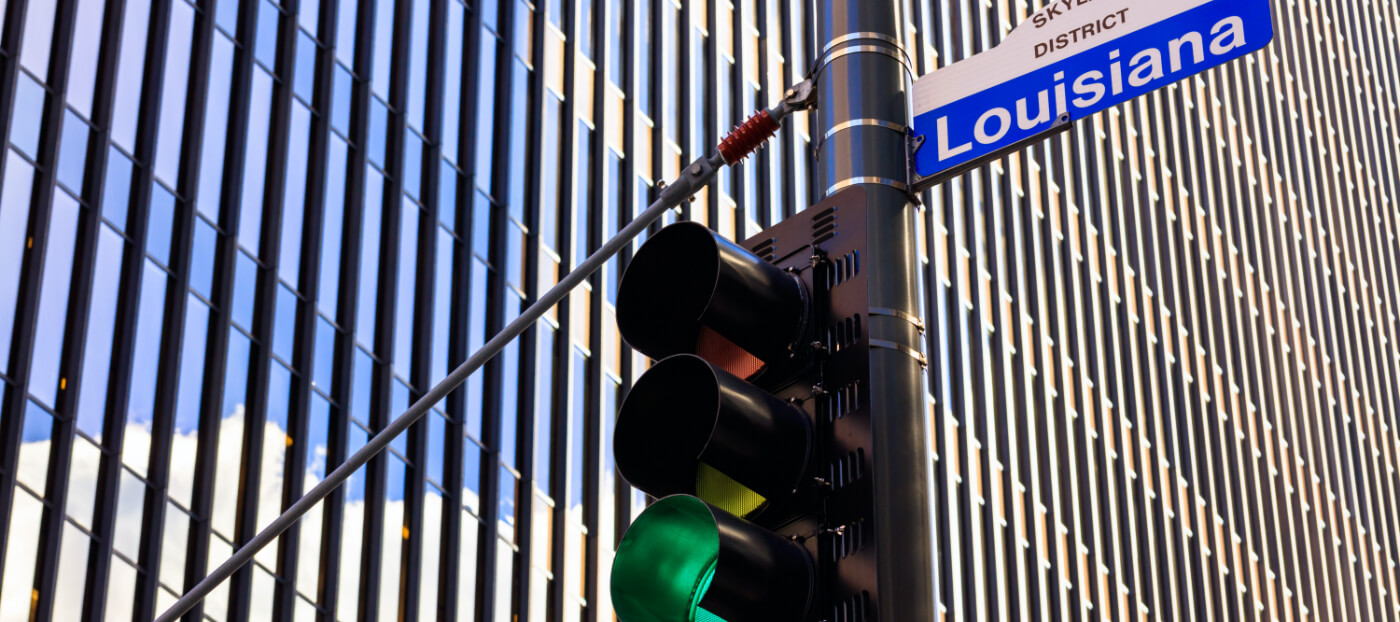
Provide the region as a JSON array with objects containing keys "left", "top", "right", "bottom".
[{"left": 911, "top": 0, "right": 1275, "bottom": 185}]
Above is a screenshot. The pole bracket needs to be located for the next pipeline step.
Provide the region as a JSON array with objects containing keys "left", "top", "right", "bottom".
[{"left": 769, "top": 77, "right": 818, "bottom": 123}]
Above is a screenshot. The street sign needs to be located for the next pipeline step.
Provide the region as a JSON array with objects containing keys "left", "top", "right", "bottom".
[{"left": 910, "top": 0, "right": 1274, "bottom": 188}]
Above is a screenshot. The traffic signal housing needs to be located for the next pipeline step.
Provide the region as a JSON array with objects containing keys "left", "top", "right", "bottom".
[
  {"left": 615, "top": 221, "right": 809, "bottom": 375},
  {"left": 611, "top": 188, "right": 887, "bottom": 622},
  {"left": 613, "top": 354, "right": 812, "bottom": 515}
]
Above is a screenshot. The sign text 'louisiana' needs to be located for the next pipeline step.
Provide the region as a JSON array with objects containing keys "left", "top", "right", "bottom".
[{"left": 911, "top": 0, "right": 1275, "bottom": 182}]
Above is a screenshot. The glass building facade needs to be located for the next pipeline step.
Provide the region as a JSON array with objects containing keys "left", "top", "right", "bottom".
[{"left": 0, "top": 0, "right": 1396, "bottom": 620}]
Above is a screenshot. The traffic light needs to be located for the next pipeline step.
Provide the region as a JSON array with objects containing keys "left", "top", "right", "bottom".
[
  {"left": 610, "top": 189, "right": 883, "bottom": 622},
  {"left": 609, "top": 495, "right": 814, "bottom": 622},
  {"left": 612, "top": 354, "right": 812, "bottom": 515}
]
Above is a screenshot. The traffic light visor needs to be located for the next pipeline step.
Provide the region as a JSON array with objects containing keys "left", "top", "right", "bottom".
[
  {"left": 612, "top": 496, "right": 814, "bottom": 622},
  {"left": 616, "top": 222, "right": 806, "bottom": 365},
  {"left": 613, "top": 355, "right": 811, "bottom": 508},
  {"left": 611, "top": 496, "right": 724, "bottom": 622}
]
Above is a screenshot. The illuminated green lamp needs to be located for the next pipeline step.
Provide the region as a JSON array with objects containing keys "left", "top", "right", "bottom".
[{"left": 611, "top": 496, "right": 814, "bottom": 622}]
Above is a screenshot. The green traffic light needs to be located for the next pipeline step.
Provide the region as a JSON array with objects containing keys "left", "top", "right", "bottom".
[{"left": 611, "top": 496, "right": 729, "bottom": 622}]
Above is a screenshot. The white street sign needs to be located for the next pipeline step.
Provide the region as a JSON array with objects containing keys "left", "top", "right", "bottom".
[{"left": 911, "top": 0, "right": 1274, "bottom": 183}]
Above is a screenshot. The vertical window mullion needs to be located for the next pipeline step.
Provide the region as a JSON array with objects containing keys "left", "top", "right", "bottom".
[
  {"left": 321, "top": 0, "right": 381, "bottom": 617},
  {"left": 365, "top": 0, "right": 420, "bottom": 617},
  {"left": 0, "top": 0, "right": 43, "bottom": 584},
  {"left": 611, "top": 0, "right": 645, "bottom": 564},
  {"left": 775, "top": 0, "right": 794, "bottom": 221},
  {"left": 298, "top": 0, "right": 358, "bottom": 615},
  {"left": 408, "top": 0, "right": 454, "bottom": 619},
  {"left": 0, "top": 0, "right": 32, "bottom": 156},
  {"left": 676, "top": 0, "right": 692, "bottom": 221},
  {"left": 196, "top": 0, "right": 277, "bottom": 619},
  {"left": 176, "top": 0, "right": 244, "bottom": 619},
  {"left": 702, "top": 0, "right": 717, "bottom": 228},
  {"left": 443, "top": 0, "right": 493, "bottom": 620},
  {"left": 6, "top": 0, "right": 95, "bottom": 617},
  {"left": 68, "top": 0, "right": 157, "bottom": 615},
  {"left": 577, "top": 0, "right": 616, "bottom": 618},
  {"left": 729, "top": 0, "right": 747, "bottom": 232},
  {"left": 224, "top": 0, "right": 307, "bottom": 617},
  {"left": 477, "top": 0, "right": 526, "bottom": 619},
  {"left": 108, "top": 0, "right": 192, "bottom": 618},
  {"left": 511, "top": 0, "right": 553, "bottom": 619},
  {"left": 266, "top": 0, "right": 345, "bottom": 619},
  {"left": 415, "top": 2, "right": 466, "bottom": 620},
  {"left": 544, "top": 0, "right": 579, "bottom": 618}
]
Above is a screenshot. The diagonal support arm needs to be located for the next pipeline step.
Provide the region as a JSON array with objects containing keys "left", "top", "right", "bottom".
[{"left": 155, "top": 85, "right": 815, "bottom": 622}]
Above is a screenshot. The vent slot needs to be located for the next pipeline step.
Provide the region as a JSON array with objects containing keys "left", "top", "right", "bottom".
[
  {"left": 826, "top": 314, "right": 862, "bottom": 352},
  {"left": 812, "top": 208, "right": 837, "bottom": 244},
  {"left": 818, "top": 250, "right": 861, "bottom": 292},
  {"left": 751, "top": 238, "right": 777, "bottom": 263},
  {"left": 830, "top": 519, "right": 866, "bottom": 561},
  {"left": 818, "top": 381, "right": 861, "bottom": 422},
  {"left": 832, "top": 591, "right": 871, "bottom": 622},
  {"left": 828, "top": 448, "right": 865, "bottom": 490},
  {"left": 834, "top": 251, "right": 859, "bottom": 287}
]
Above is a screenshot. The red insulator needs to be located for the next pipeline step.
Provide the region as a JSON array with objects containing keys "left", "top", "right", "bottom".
[{"left": 717, "top": 109, "right": 781, "bottom": 164}]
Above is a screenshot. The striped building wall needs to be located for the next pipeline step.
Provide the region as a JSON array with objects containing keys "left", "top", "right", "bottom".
[
  {"left": 0, "top": 0, "right": 1394, "bottom": 620},
  {"left": 916, "top": 0, "right": 1400, "bottom": 620}
]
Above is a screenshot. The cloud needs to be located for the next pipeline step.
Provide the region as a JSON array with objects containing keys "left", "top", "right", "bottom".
[{"left": 0, "top": 406, "right": 511, "bottom": 622}]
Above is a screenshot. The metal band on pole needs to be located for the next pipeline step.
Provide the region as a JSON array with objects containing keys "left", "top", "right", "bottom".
[
  {"left": 869, "top": 339, "right": 930, "bottom": 367},
  {"left": 815, "top": 119, "right": 908, "bottom": 158},
  {"left": 820, "top": 44, "right": 916, "bottom": 79},
  {"left": 823, "top": 119, "right": 908, "bottom": 142},
  {"left": 821, "top": 31, "right": 910, "bottom": 57},
  {"left": 826, "top": 177, "right": 910, "bottom": 196},
  {"left": 868, "top": 306, "right": 927, "bottom": 332}
]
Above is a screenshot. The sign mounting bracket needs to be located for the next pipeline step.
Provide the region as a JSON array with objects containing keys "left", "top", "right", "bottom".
[{"left": 907, "top": 112, "right": 1074, "bottom": 194}]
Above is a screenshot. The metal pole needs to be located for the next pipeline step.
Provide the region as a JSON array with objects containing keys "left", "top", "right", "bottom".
[{"left": 814, "top": 1, "right": 938, "bottom": 620}]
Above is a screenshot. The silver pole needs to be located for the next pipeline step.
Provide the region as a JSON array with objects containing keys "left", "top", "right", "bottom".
[{"left": 814, "top": 0, "right": 938, "bottom": 619}]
